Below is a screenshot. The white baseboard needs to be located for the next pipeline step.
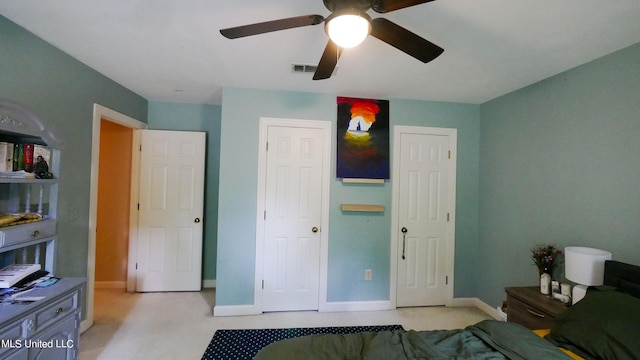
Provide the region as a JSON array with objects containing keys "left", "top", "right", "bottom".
[
  {"left": 213, "top": 297, "right": 503, "bottom": 320},
  {"left": 80, "top": 319, "right": 92, "bottom": 334},
  {"left": 453, "top": 297, "right": 502, "bottom": 320},
  {"left": 95, "top": 281, "right": 126, "bottom": 289},
  {"left": 202, "top": 279, "right": 216, "bottom": 288},
  {"left": 320, "top": 300, "right": 393, "bottom": 312},
  {"left": 213, "top": 300, "right": 393, "bottom": 316},
  {"left": 451, "top": 297, "right": 476, "bottom": 307}
]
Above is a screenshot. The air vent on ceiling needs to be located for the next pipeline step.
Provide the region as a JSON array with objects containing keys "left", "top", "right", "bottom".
[
  {"left": 291, "top": 63, "right": 338, "bottom": 76},
  {"left": 292, "top": 64, "right": 316, "bottom": 73}
]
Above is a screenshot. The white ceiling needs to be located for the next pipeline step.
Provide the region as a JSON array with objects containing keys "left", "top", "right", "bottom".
[{"left": 2, "top": 0, "right": 640, "bottom": 105}]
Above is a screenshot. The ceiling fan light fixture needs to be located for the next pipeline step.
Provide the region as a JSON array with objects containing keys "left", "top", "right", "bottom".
[{"left": 325, "top": 10, "right": 371, "bottom": 48}]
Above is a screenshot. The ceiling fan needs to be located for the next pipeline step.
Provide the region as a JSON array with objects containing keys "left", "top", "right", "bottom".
[{"left": 219, "top": 0, "right": 444, "bottom": 80}]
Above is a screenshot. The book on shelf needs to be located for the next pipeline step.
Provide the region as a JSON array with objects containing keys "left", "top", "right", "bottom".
[
  {"left": 0, "top": 264, "right": 41, "bottom": 288},
  {"left": 0, "top": 142, "right": 13, "bottom": 172},
  {"left": 22, "top": 144, "right": 34, "bottom": 172},
  {"left": 12, "top": 143, "right": 23, "bottom": 171}
]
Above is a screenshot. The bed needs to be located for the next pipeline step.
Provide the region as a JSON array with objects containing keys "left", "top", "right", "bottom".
[{"left": 254, "top": 260, "right": 640, "bottom": 360}]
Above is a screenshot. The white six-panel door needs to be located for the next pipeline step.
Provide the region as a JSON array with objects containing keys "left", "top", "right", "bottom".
[
  {"left": 394, "top": 126, "right": 456, "bottom": 307},
  {"left": 136, "top": 130, "right": 205, "bottom": 292},
  {"left": 257, "top": 118, "right": 330, "bottom": 312}
]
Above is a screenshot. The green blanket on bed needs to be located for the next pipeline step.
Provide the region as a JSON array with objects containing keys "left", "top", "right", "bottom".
[{"left": 254, "top": 320, "right": 571, "bottom": 360}]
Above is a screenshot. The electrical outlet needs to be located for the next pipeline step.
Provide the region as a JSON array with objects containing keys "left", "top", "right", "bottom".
[{"left": 365, "top": 269, "right": 373, "bottom": 280}]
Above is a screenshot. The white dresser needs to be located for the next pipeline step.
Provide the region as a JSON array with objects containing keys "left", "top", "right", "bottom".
[
  {"left": 0, "top": 99, "right": 85, "bottom": 360},
  {"left": 0, "top": 278, "right": 85, "bottom": 360}
]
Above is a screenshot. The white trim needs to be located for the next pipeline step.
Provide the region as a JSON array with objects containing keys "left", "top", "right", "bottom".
[
  {"left": 127, "top": 129, "right": 142, "bottom": 293},
  {"left": 390, "top": 126, "right": 458, "bottom": 308},
  {"left": 83, "top": 104, "right": 147, "bottom": 334},
  {"left": 213, "top": 304, "right": 261, "bottom": 317},
  {"left": 213, "top": 297, "right": 501, "bottom": 319},
  {"left": 255, "top": 117, "right": 332, "bottom": 314},
  {"left": 451, "top": 297, "right": 478, "bottom": 307},
  {"left": 453, "top": 297, "right": 504, "bottom": 321},
  {"left": 320, "top": 300, "right": 394, "bottom": 312}
]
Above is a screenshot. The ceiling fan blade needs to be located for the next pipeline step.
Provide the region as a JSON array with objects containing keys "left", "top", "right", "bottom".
[
  {"left": 313, "top": 40, "right": 343, "bottom": 80},
  {"left": 370, "top": 18, "right": 443, "bottom": 63},
  {"left": 220, "top": 14, "right": 324, "bottom": 39},
  {"left": 371, "top": 0, "right": 436, "bottom": 13}
]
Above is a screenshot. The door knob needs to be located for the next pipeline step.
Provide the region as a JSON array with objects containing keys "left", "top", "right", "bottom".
[
  {"left": 194, "top": 218, "right": 201, "bottom": 223},
  {"left": 312, "top": 226, "right": 319, "bottom": 233}
]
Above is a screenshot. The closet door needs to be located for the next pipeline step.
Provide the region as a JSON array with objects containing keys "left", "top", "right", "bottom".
[{"left": 394, "top": 126, "right": 456, "bottom": 307}]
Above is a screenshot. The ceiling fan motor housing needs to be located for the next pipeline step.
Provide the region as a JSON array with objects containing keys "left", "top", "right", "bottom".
[
  {"left": 323, "top": 0, "right": 372, "bottom": 12},
  {"left": 324, "top": 7, "right": 373, "bottom": 29}
]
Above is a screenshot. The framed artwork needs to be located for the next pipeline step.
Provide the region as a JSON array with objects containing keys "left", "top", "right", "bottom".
[{"left": 336, "top": 96, "right": 389, "bottom": 180}]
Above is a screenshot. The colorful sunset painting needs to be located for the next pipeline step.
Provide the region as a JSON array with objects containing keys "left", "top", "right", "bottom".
[{"left": 336, "top": 97, "right": 390, "bottom": 179}]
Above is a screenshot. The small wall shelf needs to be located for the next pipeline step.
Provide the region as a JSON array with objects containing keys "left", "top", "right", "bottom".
[
  {"left": 341, "top": 178, "right": 385, "bottom": 184},
  {"left": 340, "top": 204, "right": 385, "bottom": 213}
]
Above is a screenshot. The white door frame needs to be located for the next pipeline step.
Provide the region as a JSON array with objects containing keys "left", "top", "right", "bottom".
[
  {"left": 83, "top": 104, "right": 147, "bottom": 333},
  {"left": 389, "top": 125, "right": 457, "bottom": 308},
  {"left": 254, "top": 117, "right": 332, "bottom": 313}
]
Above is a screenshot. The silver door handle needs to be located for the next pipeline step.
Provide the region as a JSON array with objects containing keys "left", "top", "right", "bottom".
[{"left": 401, "top": 227, "right": 408, "bottom": 260}]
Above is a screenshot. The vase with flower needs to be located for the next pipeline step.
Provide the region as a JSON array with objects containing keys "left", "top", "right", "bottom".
[{"left": 531, "top": 245, "right": 562, "bottom": 295}]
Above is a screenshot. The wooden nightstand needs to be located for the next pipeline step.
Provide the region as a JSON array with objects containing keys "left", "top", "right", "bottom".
[{"left": 505, "top": 286, "right": 568, "bottom": 330}]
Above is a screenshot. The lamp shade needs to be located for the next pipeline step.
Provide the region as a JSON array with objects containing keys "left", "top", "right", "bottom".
[{"left": 564, "top": 246, "right": 612, "bottom": 286}]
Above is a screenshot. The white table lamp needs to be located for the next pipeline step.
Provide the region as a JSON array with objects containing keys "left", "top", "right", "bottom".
[{"left": 564, "top": 246, "right": 612, "bottom": 304}]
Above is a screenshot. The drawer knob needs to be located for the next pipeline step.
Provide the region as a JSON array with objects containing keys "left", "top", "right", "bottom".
[
  {"left": 32, "top": 230, "right": 40, "bottom": 237},
  {"left": 56, "top": 307, "right": 64, "bottom": 315}
]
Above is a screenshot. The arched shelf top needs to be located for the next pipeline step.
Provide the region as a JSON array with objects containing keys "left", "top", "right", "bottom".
[{"left": 0, "top": 98, "right": 63, "bottom": 149}]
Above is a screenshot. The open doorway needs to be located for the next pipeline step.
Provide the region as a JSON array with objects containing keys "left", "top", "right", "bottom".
[
  {"left": 95, "top": 120, "right": 133, "bottom": 289},
  {"left": 82, "top": 104, "right": 147, "bottom": 332}
]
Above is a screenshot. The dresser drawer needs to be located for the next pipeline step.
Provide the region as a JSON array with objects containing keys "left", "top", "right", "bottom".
[
  {"left": 505, "top": 286, "right": 567, "bottom": 330},
  {"left": 28, "top": 315, "right": 78, "bottom": 360},
  {"left": 0, "top": 318, "right": 25, "bottom": 357},
  {"left": 507, "top": 294, "right": 557, "bottom": 329},
  {"left": 33, "top": 289, "right": 78, "bottom": 333},
  {"left": 0, "top": 219, "right": 56, "bottom": 247}
]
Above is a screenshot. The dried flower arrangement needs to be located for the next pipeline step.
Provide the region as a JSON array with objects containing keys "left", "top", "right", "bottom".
[{"left": 531, "top": 245, "right": 563, "bottom": 276}]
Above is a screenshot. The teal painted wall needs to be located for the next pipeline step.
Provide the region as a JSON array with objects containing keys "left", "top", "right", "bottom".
[
  {"left": 8, "top": 8, "right": 638, "bottom": 313},
  {"left": 0, "top": 15, "right": 148, "bottom": 278},
  {"left": 216, "top": 88, "right": 480, "bottom": 306},
  {"left": 147, "top": 101, "right": 221, "bottom": 281},
  {"left": 478, "top": 43, "right": 640, "bottom": 307}
]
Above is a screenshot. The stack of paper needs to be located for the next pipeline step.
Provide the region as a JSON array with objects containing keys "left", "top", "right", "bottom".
[{"left": 0, "top": 264, "right": 41, "bottom": 288}]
